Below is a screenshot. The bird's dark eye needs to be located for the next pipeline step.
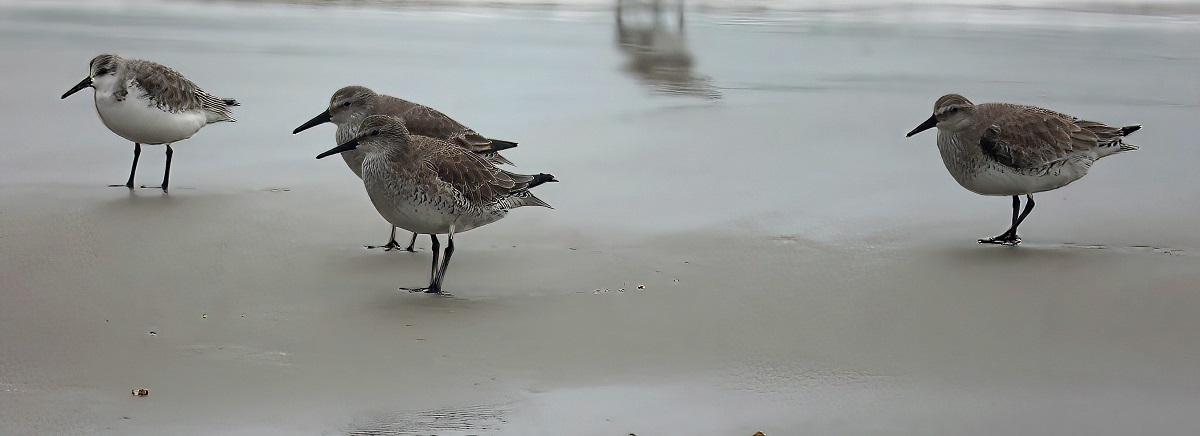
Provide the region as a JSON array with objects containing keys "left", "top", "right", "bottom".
[
  {"left": 371, "top": 130, "right": 380, "bottom": 136},
  {"left": 948, "top": 107, "right": 959, "bottom": 113},
  {"left": 95, "top": 68, "right": 109, "bottom": 76},
  {"left": 342, "top": 102, "right": 351, "bottom": 107}
]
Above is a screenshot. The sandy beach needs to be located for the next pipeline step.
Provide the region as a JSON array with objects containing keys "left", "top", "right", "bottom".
[{"left": 2, "top": 1, "right": 1199, "bottom": 434}]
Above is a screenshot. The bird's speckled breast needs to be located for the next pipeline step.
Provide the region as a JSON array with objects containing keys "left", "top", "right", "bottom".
[{"left": 360, "top": 156, "right": 505, "bottom": 235}]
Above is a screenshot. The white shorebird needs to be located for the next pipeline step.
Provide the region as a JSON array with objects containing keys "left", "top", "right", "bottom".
[
  {"left": 61, "top": 54, "right": 239, "bottom": 192},
  {"left": 316, "top": 115, "right": 556, "bottom": 294},
  {"left": 907, "top": 94, "right": 1140, "bottom": 245},
  {"left": 293, "top": 86, "right": 517, "bottom": 251}
]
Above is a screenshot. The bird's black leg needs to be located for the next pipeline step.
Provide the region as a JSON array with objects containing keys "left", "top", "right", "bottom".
[
  {"left": 403, "top": 232, "right": 418, "bottom": 252},
  {"left": 1010, "top": 194, "right": 1035, "bottom": 236},
  {"left": 428, "top": 231, "right": 455, "bottom": 294},
  {"left": 427, "top": 234, "right": 440, "bottom": 287},
  {"left": 140, "top": 144, "right": 172, "bottom": 192},
  {"left": 1009, "top": 194, "right": 1020, "bottom": 228},
  {"left": 980, "top": 194, "right": 1032, "bottom": 246},
  {"left": 161, "top": 144, "right": 173, "bottom": 192},
  {"left": 402, "top": 234, "right": 441, "bottom": 293},
  {"left": 109, "top": 143, "right": 140, "bottom": 189}
]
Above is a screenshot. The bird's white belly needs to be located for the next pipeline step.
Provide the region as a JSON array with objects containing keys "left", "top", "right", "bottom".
[
  {"left": 959, "top": 161, "right": 1088, "bottom": 196},
  {"left": 94, "top": 90, "right": 205, "bottom": 145}
]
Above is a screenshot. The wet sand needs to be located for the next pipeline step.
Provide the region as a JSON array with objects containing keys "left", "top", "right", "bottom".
[{"left": 2, "top": 1, "right": 1200, "bottom": 435}]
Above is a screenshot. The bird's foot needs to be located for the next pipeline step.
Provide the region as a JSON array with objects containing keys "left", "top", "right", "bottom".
[
  {"left": 978, "top": 233, "right": 1021, "bottom": 246},
  {"left": 108, "top": 182, "right": 134, "bottom": 189},
  {"left": 365, "top": 240, "right": 415, "bottom": 251},
  {"left": 139, "top": 185, "right": 168, "bottom": 192},
  {"left": 401, "top": 286, "right": 448, "bottom": 295}
]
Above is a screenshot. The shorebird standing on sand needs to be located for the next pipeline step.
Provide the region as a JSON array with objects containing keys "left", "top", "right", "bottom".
[
  {"left": 293, "top": 86, "right": 518, "bottom": 251},
  {"left": 316, "top": 115, "right": 556, "bottom": 294},
  {"left": 61, "top": 54, "right": 239, "bottom": 192},
  {"left": 906, "top": 94, "right": 1140, "bottom": 246}
]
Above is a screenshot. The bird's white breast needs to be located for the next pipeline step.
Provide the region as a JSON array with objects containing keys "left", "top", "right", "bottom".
[{"left": 93, "top": 84, "right": 206, "bottom": 145}]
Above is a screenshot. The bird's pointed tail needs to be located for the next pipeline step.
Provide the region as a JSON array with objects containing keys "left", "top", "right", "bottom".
[
  {"left": 1117, "top": 125, "right": 1141, "bottom": 152},
  {"left": 528, "top": 173, "right": 558, "bottom": 189},
  {"left": 487, "top": 139, "right": 518, "bottom": 152},
  {"left": 501, "top": 191, "right": 553, "bottom": 209}
]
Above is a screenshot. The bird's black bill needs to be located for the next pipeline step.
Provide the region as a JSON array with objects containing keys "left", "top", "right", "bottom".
[
  {"left": 316, "top": 139, "right": 358, "bottom": 159},
  {"left": 906, "top": 115, "right": 938, "bottom": 137},
  {"left": 61, "top": 77, "right": 92, "bottom": 99},
  {"left": 293, "top": 110, "right": 332, "bottom": 134}
]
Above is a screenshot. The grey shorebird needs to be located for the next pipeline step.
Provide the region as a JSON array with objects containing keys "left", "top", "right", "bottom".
[
  {"left": 61, "top": 54, "right": 239, "bottom": 192},
  {"left": 316, "top": 115, "right": 556, "bottom": 294},
  {"left": 907, "top": 94, "right": 1140, "bottom": 246},
  {"left": 293, "top": 86, "right": 517, "bottom": 251}
]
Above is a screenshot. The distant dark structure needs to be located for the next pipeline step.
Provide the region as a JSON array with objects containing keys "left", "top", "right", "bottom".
[{"left": 615, "top": 0, "right": 721, "bottom": 99}]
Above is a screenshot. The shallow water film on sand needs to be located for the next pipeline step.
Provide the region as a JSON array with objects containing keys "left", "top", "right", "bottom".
[{"left": 1, "top": 0, "right": 1199, "bottom": 434}]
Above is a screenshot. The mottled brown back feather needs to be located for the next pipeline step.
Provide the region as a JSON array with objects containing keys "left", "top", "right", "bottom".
[
  {"left": 127, "top": 59, "right": 236, "bottom": 122},
  {"left": 407, "top": 136, "right": 537, "bottom": 204},
  {"left": 375, "top": 95, "right": 497, "bottom": 153},
  {"left": 975, "top": 103, "right": 1129, "bottom": 169}
]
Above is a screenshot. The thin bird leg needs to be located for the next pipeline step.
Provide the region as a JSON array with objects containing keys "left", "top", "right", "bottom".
[
  {"left": 162, "top": 144, "right": 173, "bottom": 192},
  {"left": 366, "top": 227, "right": 402, "bottom": 250},
  {"left": 428, "top": 229, "right": 455, "bottom": 294},
  {"left": 979, "top": 195, "right": 1026, "bottom": 246},
  {"left": 109, "top": 143, "right": 141, "bottom": 189},
  {"left": 402, "top": 234, "right": 441, "bottom": 293},
  {"left": 1009, "top": 194, "right": 1020, "bottom": 228},
  {"left": 1009, "top": 194, "right": 1036, "bottom": 236},
  {"left": 428, "top": 234, "right": 440, "bottom": 286},
  {"left": 140, "top": 144, "right": 173, "bottom": 192},
  {"left": 403, "top": 232, "right": 418, "bottom": 252}
]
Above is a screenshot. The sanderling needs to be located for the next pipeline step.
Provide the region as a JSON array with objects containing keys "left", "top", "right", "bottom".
[
  {"left": 61, "top": 54, "right": 238, "bottom": 192},
  {"left": 293, "top": 86, "right": 517, "bottom": 251},
  {"left": 316, "top": 115, "right": 555, "bottom": 294},
  {"left": 907, "top": 94, "right": 1140, "bottom": 245}
]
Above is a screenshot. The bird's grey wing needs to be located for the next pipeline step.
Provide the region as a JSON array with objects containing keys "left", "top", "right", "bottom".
[
  {"left": 417, "top": 138, "right": 531, "bottom": 204},
  {"left": 483, "top": 152, "right": 514, "bottom": 166},
  {"left": 399, "top": 105, "right": 495, "bottom": 152},
  {"left": 979, "top": 106, "right": 1098, "bottom": 169},
  {"left": 130, "top": 60, "right": 235, "bottom": 122},
  {"left": 1073, "top": 119, "right": 1127, "bottom": 145}
]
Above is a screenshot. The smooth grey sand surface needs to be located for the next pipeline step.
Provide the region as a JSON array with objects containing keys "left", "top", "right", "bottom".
[{"left": 1, "top": 1, "right": 1199, "bottom": 435}]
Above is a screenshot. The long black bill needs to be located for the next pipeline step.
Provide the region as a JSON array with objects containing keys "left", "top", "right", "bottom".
[
  {"left": 316, "top": 138, "right": 358, "bottom": 159},
  {"left": 293, "top": 110, "right": 332, "bottom": 134},
  {"left": 61, "top": 77, "right": 92, "bottom": 99},
  {"left": 906, "top": 115, "right": 938, "bottom": 137}
]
